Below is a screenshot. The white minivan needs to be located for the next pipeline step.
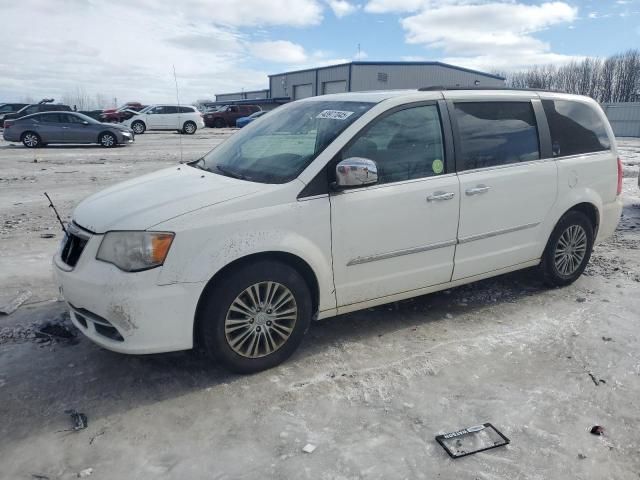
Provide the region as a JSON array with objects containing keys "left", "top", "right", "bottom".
[
  {"left": 122, "top": 104, "right": 205, "bottom": 134},
  {"left": 54, "top": 89, "right": 623, "bottom": 373}
]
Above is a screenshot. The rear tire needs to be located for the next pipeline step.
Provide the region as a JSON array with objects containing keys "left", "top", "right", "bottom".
[
  {"left": 21, "top": 131, "right": 41, "bottom": 148},
  {"left": 99, "top": 132, "right": 117, "bottom": 148},
  {"left": 540, "top": 211, "right": 594, "bottom": 287},
  {"left": 198, "top": 260, "right": 312, "bottom": 373},
  {"left": 213, "top": 118, "right": 226, "bottom": 128},
  {"left": 183, "top": 121, "right": 197, "bottom": 135},
  {"left": 131, "top": 121, "right": 145, "bottom": 134}
]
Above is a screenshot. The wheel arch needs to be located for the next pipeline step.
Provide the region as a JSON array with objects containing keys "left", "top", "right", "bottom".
[
  {"left": 193, "top": 251, "right": 320, "bottom": 347},
  {"left": 567, "top": 202, "right": 600, "bottom": 235},
  {"left": 97, "top": 130, "right": 117, "bottom": 144}
]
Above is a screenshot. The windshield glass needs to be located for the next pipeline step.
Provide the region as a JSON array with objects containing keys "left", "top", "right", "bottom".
[
  {"left": 137, "top": 105, "right": 153, "bottom": 114},
  {"left": 194, "top": 100, "right": 374, "bottom": 184}
]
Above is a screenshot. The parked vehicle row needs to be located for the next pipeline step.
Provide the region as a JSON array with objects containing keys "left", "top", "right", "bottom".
[
  {"left": 3, "top": 112, "right": 134, "bottom": 147},
  {"left": 52, "top": 88, "right": 622, "bottom": 373}
]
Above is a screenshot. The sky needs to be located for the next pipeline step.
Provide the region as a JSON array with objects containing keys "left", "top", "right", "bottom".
[{"left": 1, "top": 0, "right": 639, "bottom": 105}]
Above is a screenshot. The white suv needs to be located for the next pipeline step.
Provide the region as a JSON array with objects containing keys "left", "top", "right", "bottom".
[
  {"left": 122, "top": 104, "right": 204, "bottom": 134},
  {"left": 54, "top": 89, "right": 623, "bottom": 373}
]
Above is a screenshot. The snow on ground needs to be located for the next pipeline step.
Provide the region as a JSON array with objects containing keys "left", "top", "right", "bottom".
[{"left": 0, "top": 133, "right": 639, "bottom": 479}]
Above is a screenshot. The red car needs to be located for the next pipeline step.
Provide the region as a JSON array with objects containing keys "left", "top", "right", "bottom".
[
  {"left": 204, "top": 105, "right": 261, "bottom": 128},
  {"left": 101, "top": 102, "right": 146, "bottom": 123}
]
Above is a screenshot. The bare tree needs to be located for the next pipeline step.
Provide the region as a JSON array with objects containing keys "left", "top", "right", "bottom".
[{"left": 503, "top": 49, "right": 640, "bottom": 103}]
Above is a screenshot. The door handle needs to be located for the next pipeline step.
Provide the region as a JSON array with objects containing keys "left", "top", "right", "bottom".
[
  {"left": 61, "top": 126, "right": 69, "bottom": 129},
  {"left": 427, "top": 191, "right": 455, "bottom": 202},
  {"left": 465, "top": 185, "right": 491, "bottom": 196}
]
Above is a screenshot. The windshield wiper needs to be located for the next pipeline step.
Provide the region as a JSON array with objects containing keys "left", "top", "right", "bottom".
[
  {"left": 188, "top": 157, "right": 206, "bottom": 169},
  {"left": 216, "top": 164, "right": 248, "bottom": 180}
]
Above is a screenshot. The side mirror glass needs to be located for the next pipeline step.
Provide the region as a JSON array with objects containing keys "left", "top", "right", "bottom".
[{"left": 335, "top": 157, "right": 378, "bottom": 188}]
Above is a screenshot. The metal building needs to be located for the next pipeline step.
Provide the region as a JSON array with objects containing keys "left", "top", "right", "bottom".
[
  {"left": 213, "top": 61, "right": 504, "bottom": 107},
  {"left": 214, "top": 89, "right": 270, "bottom": 102},
  {"left": 602, "top": 102, "right": 640, "bottom": 137},
  {"left": 269, "top": 61, "right": 505, "bottom": 100}
]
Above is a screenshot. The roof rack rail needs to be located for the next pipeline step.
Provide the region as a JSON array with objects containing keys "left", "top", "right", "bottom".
[{"left": 417, "top": 86, "right": 564, "bottom": 93}]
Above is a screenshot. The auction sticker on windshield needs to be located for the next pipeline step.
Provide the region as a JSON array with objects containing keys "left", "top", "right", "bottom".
[{"left": 316, "top": 110, "right": 354, "bottom": 120}]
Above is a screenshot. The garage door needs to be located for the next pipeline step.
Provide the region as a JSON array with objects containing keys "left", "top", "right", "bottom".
[
  {"left": 293, "top": 84, "right": 313, "bottom": 100},
  {"left": 322, "top": 80, "right": 347, "bottom": 95}
]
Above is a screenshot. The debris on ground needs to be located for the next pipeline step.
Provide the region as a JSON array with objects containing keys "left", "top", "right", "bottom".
[
  {"left": 576, "top": 297, "right": 587, "bottom": 303},
  {"left": 590, "top": 425, "right": 605, "bottom": 436},
  {"left": 62, "top": 409, "right": 88, "bottom": 432},
  {"left": 31, "top": 475, "right": 50, "bottom": 479},
  {"left": 77, "top": 468, "right": 93, "bottom": 478},
  {"left": 602, "top": 336, "right": 613, "bottom": 342},
  {"left": 302, "top": 443, "right": 317, "bottom": 453},
  {"left": 578, "top": 453, "right": 587, "bottom": 459},
  {"left": 588, "top": 372, "right": 606, "bottom": 386},
  {"left": 39, "top": 233, "right": 56, "bottom": 239},
  {"left": 0, "top": 290, "right": 32, "bottom": 315},
  {"left": 436, "top": 423, "right": 510, "bottom": 458}
]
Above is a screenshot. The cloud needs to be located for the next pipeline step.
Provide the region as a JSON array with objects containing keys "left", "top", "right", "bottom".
[
  {"left": 401, "top": 1, "right": 580, "bottom": 70},
  {"left": 0, "top": 0, "right": 327, "bottom": 103},
  {"left": 249, "top": 41, "right": 308, "bottom": 63},
  {"left": 327, "top": 0, "right": 358, "bottom": 17}
]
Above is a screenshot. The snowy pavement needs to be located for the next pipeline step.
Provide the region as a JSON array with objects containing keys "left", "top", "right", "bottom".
[{"left": 1, "top": 132, "right": 639, "bottom": 479}]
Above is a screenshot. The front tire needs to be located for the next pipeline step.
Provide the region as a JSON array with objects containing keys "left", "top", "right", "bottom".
[
  {"left": 213, "top": 118, "right": 226, "bottom": 128},
  {"left": 99, "top": 132, "right": 117, "bottom": 148},
  {"left": 540, "top": 211, "right": 594, "bottom": 287},
  {"left": 21, "top": 131, "right": 41, "bottom": 148},
  {"left": 198, "top": 260, "right": 312, "bottom": 373},
  {"left": 131, "top": 120, "right": 145, "bottom": 134},
  {"left": 183, "top": 121, "right": 197, "bottom": 135}
]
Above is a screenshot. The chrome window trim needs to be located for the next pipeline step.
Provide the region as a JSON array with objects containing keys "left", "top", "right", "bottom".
[
  {"left": 458, "top": 222, "right": 539, "bottom": 244},
  {"left": 456, "top": 157, "right": 556, "bottom": 176},
  {"left": 336, "top": 172, "right": 458, "bottom": 195},
  {"left": 347, "top": 239, "right": 457, "bottom": 266},
  {"left": 297, "top": 194, "right": 329, "bottom": 202}
]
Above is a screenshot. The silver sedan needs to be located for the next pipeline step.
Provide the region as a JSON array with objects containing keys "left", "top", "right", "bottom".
[{"left": 3, "top": 111, "right": 134, "bottom": 148}]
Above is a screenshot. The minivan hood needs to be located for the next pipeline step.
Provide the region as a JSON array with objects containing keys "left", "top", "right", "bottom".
[{"left": 73, "top": 166, "right": 261, "bottom": 233}]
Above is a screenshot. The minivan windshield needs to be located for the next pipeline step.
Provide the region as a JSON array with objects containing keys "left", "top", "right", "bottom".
[{"left": 193, "top": 100, "right": 374, "bottom": 184}]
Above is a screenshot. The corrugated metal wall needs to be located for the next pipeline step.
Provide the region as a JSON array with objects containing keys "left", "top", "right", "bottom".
[
  {"left": 215, "top": 89, "right": 269, "bottom": 102},
  {"left": 603, "top": 103, "right": 640, "bottom": 137},
  {"left": 270, "top": 70, "right": 316, "bottom": 98},
  {"left": 351, "top": 64, "right": 504, "bottom": 91}
]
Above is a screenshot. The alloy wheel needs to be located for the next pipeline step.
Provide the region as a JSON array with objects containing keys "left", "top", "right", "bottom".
[
  {"left": 184, "top": 123, "right": 195, "bottom": 134},
  {"left": 224, "top": 281, "right": 298, "bottom": 358},
  {"left": 554, "top": 224, "right": 588, "bottom": 276},
  {"left": 23, "top": 133, "right": 39, "bottom": 147},
  {"left": 101, "top": 134, "right": 114, "bottom": 147}
]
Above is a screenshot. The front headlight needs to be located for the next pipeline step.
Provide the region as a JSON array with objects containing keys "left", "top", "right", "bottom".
[{"left": 96, "top": 231, "right": 174, "bottom": 272}]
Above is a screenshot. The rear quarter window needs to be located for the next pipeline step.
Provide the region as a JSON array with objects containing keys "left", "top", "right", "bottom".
[{"left": 542, "top": 99, "right": 611, "bottom": 157}]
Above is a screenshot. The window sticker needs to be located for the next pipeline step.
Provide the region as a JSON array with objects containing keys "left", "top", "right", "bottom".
[
  {"left": 432, "top": 159, "right": 444, "bottom": 174},
  {"left": 316, "top": 110, "right": 354, "bottom": 120}
]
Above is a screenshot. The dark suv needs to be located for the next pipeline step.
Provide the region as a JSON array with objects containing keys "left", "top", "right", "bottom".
[
  {"left": 3, "top": 103, "right": 72, "bottom": 123},
  {"left": 0, "top": 103, "right": 28, "bottom": 123},
  {"left": 204, "top": 105, "right": 261, "bottom": 128}
]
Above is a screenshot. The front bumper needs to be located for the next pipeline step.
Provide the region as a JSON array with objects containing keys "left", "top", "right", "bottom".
[
  {"left": 53, "top": 231, "right": 204, "bottom": 354},
  {"left": 117, "top": 131, "right": 135, "bottom": 144}
]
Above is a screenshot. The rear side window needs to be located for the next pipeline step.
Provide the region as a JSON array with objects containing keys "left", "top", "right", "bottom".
[
  {"left": 179, "top": 106, "right": 194, "bottom": 113},
  {"left": 542, "top": 100, "right": 610, "bottom": 157},
  {"left": 39, "top": 113, "right": 62, "bottom": 123},
  {"left": 454, "top": 101, "right": 539, "bottom": 170}
]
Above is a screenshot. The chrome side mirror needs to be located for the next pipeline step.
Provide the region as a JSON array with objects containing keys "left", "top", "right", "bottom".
[{"left": 335, "top": 157, "right": 378, "bottom": 188}]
